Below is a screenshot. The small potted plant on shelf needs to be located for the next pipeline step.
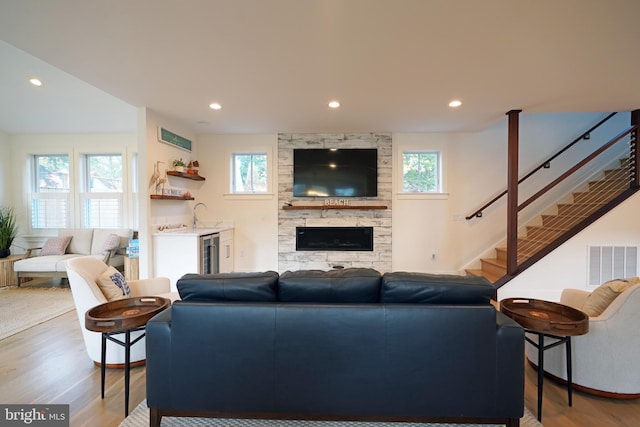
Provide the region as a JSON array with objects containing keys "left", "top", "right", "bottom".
[
  {"left": 172, "top": 158, "right": 187, "bottom": 172},
  {"left": 0, "top": 206, "right": 18, "bottom": 258}
]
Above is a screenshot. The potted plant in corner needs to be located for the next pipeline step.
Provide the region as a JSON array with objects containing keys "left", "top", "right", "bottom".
[
  {"left": 172, "top": 158, "right": 187, "bottom": 173},
  {"left": 0, "top": 206, "right": 17, "bottom": 258}
]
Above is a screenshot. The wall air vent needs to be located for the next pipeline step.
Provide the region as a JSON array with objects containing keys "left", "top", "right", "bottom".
[{"left": 588, "top": 246, "right": 638, "bottom": 287}]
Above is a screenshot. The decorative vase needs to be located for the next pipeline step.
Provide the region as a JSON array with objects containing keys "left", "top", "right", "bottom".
[
  {"left": 175, "top": 166, "right": 185, "bottom": 173},
  {"left": 0, "top": 248, "right": 10, "bottom": 259}
]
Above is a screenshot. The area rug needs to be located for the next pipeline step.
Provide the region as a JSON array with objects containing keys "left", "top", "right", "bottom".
[
  {"left": 119, "top": 400, "right": 542, "bottom": 427},
  {"left": 0, "top": 286, "right": 75, "bottom": 340}
]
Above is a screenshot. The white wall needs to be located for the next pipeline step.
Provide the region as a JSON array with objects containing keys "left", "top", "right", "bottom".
[
  {"left": 0, "top": 129, "right": 10, "bottom": 206},
  {"left": 141, "top": 108, "right": 200, "bottom": 278},
  {"left": 196, "top": 134, "right": 279, "bottom": 272}
]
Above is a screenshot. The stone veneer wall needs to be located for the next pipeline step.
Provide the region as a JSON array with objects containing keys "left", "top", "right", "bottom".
[{"left": 278, "top": 133, "right": 392, "bottom": 272}]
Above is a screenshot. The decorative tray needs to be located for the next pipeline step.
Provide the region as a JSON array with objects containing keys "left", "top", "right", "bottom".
[
  {"left": 500, "top": 298, "right": 588, "bottom": 336},
  {"left": 85, "top": 296, "right": 171, "bottom": 333}
]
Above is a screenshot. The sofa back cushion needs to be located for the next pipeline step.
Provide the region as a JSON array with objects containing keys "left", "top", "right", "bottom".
[
  {"left": 177, "top": 271, "right": 279, "bottom": 302},
  {"left": 59, "top": 228, "right": 94, "bottom": 255},
  {"left": 381, "top": 272, "right": 494, "bottom": 304},
  {"left": 278, "top": 268, "right": 381, "bottom": 303}
]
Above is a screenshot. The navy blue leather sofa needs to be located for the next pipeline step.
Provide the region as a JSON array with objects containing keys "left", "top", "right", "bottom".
[{"left": 145, "top": 268, "right": 524, "bottom": 427}]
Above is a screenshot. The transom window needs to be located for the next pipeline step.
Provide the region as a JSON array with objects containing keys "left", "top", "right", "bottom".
[{"left": 402, "top": 151, "right": 441, "bottom": 193}]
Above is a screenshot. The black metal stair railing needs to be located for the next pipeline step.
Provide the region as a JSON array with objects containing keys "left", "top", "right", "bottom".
[
  {"left": 466, "top": 110, "right": 640, "bottom": 287},
  {"left": 466, "top": 112, "right": 618, "bottom": 220}
]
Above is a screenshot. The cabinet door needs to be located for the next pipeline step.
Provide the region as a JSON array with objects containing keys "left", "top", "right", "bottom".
[{"left": 219, "top": 230, "right": 234, "bottom": 273}]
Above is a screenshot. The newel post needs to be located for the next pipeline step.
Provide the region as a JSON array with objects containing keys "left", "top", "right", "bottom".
[
  {"left": 631, "top": 110, "right": 640, "bottom": 189},
  {"left": 506, "top": 110, "right": 522, "bottom": 276}
]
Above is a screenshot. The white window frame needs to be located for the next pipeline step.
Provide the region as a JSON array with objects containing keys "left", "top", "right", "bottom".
[
  {"left": 396, "top": 147, "right": 448, "bottom": 199},
  {"left": 79, "top": 153, "right": 124, "bottom": 228},
  {"left": 225, "top": 146, "right": 274, "bottom": 199},
  {"left": 30, "top": 154, "right": 71, "bottom": 229}
]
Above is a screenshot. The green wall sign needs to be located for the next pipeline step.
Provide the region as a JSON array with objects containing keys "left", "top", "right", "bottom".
[{"left": 158, "top": 127, "right": 192, "bottom": 152}]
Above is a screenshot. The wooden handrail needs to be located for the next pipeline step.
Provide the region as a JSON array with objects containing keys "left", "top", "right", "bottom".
[
  {"left": 466, "top": 112, "right": 618, "bottom": 220},
  {"left": 518, "top": 126, "right": 635, "bottom": 212}
]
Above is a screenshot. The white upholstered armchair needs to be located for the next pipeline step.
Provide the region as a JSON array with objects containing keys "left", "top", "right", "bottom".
[
  {"left": 525, "top": 282, "right": 640, "bottom": 397},
  {"left": 66, "top": 256, "right": 177, "bottom": 367}
]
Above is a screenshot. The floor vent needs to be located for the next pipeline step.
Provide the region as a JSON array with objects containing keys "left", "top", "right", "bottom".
[{"left": 588, "top": 245, "right": 638, "bottom": 287}]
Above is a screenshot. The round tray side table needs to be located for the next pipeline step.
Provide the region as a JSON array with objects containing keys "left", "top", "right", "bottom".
[
  {"left": 500, "top": 298, "right": 588, "bottom": 422},
  {"left": 86, "top": 296, "right": 171, "bottom": 416}
]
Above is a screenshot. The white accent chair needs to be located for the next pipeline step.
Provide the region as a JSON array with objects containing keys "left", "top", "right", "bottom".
[
  {"left": 525, "top": 283, "right": 640, "bottom": 397},
  {"left": 66, "top": 256, "right": 178, "bottom": 367}
]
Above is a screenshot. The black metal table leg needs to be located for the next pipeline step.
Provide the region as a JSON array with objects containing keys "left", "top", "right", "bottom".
[
  {"left": 537, "top": 333, "right": 544, "bottom": 421},
  {"left": 566, "top": 336, "right": 573, "bottom": 406},
  {"left": 100, "top": 332, "right": 107, "bottom": 399},
  {"left": 124, "top": 330, "right": 131, "bottom": 416}
]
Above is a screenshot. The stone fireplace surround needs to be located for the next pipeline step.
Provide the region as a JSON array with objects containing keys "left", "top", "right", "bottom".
[{"left": 278, "top": 133, "right": 392, "bottom": 272}]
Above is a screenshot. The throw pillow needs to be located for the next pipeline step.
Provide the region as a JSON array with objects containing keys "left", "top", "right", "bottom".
[
  {"left": 39, "top": 236, "right": 72, "bottom": 256},
  {"left": 102, "top": 233, "right": 121, "bottom": 256},
  {"left": 581, "top": 277, "right": 640, "bottom": 317},
  {"left": 97, "top": 266, "right": 132, "bottom": 301}
]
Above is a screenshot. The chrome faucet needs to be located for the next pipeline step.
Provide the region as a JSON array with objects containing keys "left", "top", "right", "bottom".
[{"left": 192, "top": 202, "right": 208, "bottom": 230}]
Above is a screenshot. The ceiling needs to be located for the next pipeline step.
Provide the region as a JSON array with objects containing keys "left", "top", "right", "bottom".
[{"left": 1, "top": 0, "right": 639, "bottom": 135}]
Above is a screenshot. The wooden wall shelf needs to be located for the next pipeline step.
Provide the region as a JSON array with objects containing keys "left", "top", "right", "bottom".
[
  {"left": 282, "top": 205, "right": 387, "bottom": 210},
  {"left": 150, "top": 195, "right": 195, "bottom": 201},
  {"left": 166, "top": 171, "right": 205, "bottom": 181}
]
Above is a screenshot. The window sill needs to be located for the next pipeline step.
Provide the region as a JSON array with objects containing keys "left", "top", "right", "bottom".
[
  {"left": 396, "top": 192, "right": 450, "bottom": 200},
  {"left": 223, "top": 193, "right": 275, "bottom": 200}
]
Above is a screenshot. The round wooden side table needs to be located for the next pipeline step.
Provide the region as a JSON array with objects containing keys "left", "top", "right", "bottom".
[
  {"left": 500, "top": 298, "right": 588, "bottom": 422},
  {"left": 85, "top": 296, "right": 171, "bottom": 416}
]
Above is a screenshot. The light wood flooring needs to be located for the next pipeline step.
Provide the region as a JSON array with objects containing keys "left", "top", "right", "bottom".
[{"left": 0, "top": 283, "right": 638, "bottom": 427}]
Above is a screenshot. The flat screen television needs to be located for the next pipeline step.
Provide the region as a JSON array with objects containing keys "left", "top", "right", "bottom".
[{"left": 293, "top": 148, "right": 378, "bottom": 197}]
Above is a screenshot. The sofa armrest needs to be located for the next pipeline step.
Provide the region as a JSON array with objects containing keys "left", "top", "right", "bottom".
[
  {"left": 101, "top": 248, "right": 118, "bottom": 265},
  {"left": 146, "top": 308, "right": 173, "bottom": 408},
  {"left": 129, "top": 277, "right": 171, "bottom": 296},
  {"left": 23, "top": 247, "right": 43, "bottom": 258},
  {"left": 560, "top": 288, "right": 590, "bottom": 310},
  {"left": 495, "top": 311, "right": 524, "bottom": 415}
]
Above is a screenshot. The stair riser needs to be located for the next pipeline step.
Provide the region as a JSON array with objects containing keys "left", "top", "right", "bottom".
[
  {"left": 490, "top": 250, "right": 530, "bottom": 266},
  {"left": 541, "top": 215, "right": 584, "bottom": 228},
  {"left": 572, "top": 190, "right": 619, "bottom": 204},
  {"left": 557, "top": 203, "right": 605, "bottom": 216},
  {"left": 604, "top": 168, "right": 628, "bottom": 179},
  {"left": 480, "top": 259, "right": 506, "bottom": 277},
  {"left": 525, "top": 227, "right": 564, "bottom": 241},
  {"left": 588, "top": 179, "right": 628, "bottom": 192}
]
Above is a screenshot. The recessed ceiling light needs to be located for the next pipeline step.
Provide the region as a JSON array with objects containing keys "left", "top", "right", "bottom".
[
  {"left": 328, "top": 101, "right": 340, "bottom": 109},
  {"left": 448, "top": 100, "right": 462, "bottom": 108},
  {"left": 209, "top": 103, "right": 222, "bottom": 110},
  {"left": 28, "top": 77, "right": 43, "bottom": 87}
]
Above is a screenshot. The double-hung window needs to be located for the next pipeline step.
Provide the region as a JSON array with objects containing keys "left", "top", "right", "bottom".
[
  {"left": 231, "top": 152, "right": 268, "bottom": 194},
  {"left": 80, "top": 154, "right": 123, "bottom": 228},
  {"left": 31, "top": 155, "right": 71, "bottom": 229}
]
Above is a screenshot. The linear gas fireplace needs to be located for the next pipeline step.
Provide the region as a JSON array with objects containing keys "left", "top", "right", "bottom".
[{"left": 296, "top": 227, "right": 374, "bottom": 251}]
